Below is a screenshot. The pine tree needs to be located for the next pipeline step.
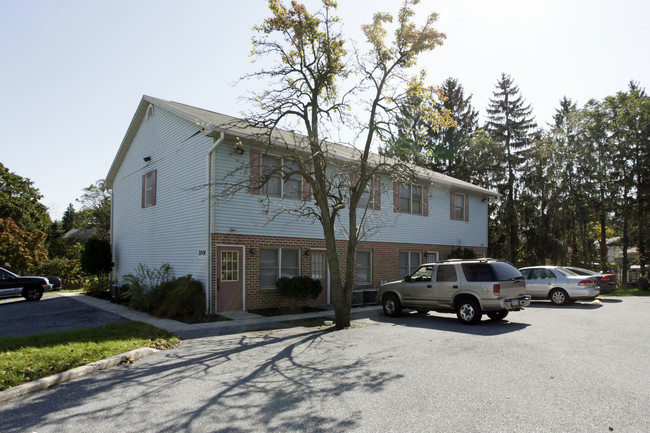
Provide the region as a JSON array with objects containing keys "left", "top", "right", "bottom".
[
  {"left": 428, "top": 77, "right": 479, "bottom": 180},
  {"left": 486, "top": 73, "right": 536, "bottom": 264},
  {"left": 61, "top": 203, "right": 76, "bottom": 233}
]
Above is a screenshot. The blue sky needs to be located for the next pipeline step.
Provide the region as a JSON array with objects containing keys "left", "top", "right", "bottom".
[{"left": 1, "top": 0, "right": 648, "bottom": 220}]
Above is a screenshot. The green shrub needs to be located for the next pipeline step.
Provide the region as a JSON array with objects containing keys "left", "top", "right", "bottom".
[
  {"left": 85, "top": 273, "right": 113, "bottom": 297},
  {"left": 152, "top": 276, "right": 205, "bottom": 320},
  {"left": 448, "top": 246, "right": 476, "bottom": 260},
  {"left": 276, "top": 276, "right": 323, "bottom": 311},
  {"left": 80, "top": 238, "right": 113, "bottom": 275},
  {"left": 30, "top": 257, "right": 85, "bottom": 291},
  {"left": 122, "top": 264, "right": 204, "bottom": 319},
  {"left": 123, "top": 263, "right": 174, "bottom": 311}
]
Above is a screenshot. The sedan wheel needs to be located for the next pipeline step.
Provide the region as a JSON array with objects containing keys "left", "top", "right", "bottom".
[
  {"left": 382, "top": 294, "right": 402, "bottom": 317},
  {"left": 550, "top": 289, "right": 569, "bottom": 305},
  {"left": 456, "top": 299, "right": 482, "bottom": 325}
]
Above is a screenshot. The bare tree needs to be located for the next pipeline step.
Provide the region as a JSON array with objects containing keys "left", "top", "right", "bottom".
[{"left": 210, "top": 0, "right": 453, "bottom": 328}]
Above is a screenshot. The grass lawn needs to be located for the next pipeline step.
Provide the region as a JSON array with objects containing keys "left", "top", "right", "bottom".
[
  {"left": 604, "top": 285, "right": 650, "bottom": 297},
  {"left": 0, "top": 322, "right": 179, "bottom": 391}
]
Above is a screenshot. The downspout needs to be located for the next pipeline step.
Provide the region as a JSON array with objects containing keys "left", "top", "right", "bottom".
[{"left": 206, "top": 131, "right": 225, "bottom": 314}]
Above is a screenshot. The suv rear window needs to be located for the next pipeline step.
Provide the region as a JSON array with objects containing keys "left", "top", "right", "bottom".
[
  {"left": 461, "top": 263, "right": 495, "bottom": 282},
  {"left": 490, "top": 262, "right": 523, "bottom": 281}
]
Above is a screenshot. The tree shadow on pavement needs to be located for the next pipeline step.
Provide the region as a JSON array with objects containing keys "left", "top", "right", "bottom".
[
  {"left": 360, "top": 308, "right": 530, "bottom": 336},
  {"left": 0, "top": 327, "right": 403, "bottom": 433}
]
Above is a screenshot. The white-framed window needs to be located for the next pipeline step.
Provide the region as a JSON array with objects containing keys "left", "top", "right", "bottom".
[
  {"left": 399, "top": 184, "right": 423, "bottom": 214},
  {"left": 451, "top": 191, "right": 469, "bottom": 221},
  {"left": 259, "top": 248, "right": 300, "bottom": 288},
  {"left": 311, "top": 252, "right": 325, "bottom": 279},
  {"left": 261, "top": 154, "right": 302, "bottom": 199},
  {"left": 142, "top": 169, "right": 157, "bottom": 208},
  {"left": 146, "top": 104, "right": 155, "bottom": 120},
  {"left": 426, "top": 251, "right": 439, "bottom": 263},
  {"left": 220, "top": 251, "right": 239, "bottom": 282},
  {"left": 454, "top": 193, "right": 465, "bottom": 220},
  {"left": 356, "top": 250, "right": 372, "bottom": 285},
  {"left": 399, "top": 251, "right": 421, "bottom": 278}
]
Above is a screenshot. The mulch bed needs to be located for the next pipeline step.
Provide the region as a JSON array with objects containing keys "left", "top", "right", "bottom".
[{"left": 247, "top": 306, "right": 327, "bottom": 317}]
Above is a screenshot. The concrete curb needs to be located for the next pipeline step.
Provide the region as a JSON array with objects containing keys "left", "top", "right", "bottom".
[{"left": 0, "top": 347, "right": 159, "bottom": 403}]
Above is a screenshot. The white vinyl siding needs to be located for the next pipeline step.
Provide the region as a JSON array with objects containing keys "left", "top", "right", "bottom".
[{"left": 110, "top": 106, "right": 210, "bottom": 288}]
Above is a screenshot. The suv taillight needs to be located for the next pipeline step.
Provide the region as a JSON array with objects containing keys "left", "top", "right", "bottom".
[{"left": 493, "top": 283, "right": 501, "bottom": 295}]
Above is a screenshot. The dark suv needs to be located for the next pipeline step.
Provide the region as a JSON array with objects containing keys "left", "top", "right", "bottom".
[
  {"left": 0, "top": 267, "right": 52, "bottom": 301},
  {"left": 379, "top": 259, "right": 531, "bottom": 325}
]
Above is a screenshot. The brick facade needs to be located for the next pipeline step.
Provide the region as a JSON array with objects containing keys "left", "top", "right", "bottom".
[{"left": 211, "top": 233, "right": 487, "bottom": 311}]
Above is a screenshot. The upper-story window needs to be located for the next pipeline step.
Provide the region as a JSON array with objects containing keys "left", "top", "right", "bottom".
[
  {"left": 251, "top": 151, "right": 310, "bottom": 200},
  {"left": 450, "top": 191, "right": 469, "bottom": 221},
  {"left": 146, "top": 104, "right": 155, "bottom": 120},
  {"left": 352, "top": 173, "right": 381, "bottom": 211},
  {"left": 141, "top": 169, "right": 157, "bottom": 208},
  {"left": 395, "top": 183, "right": 424, "bottom": 215}
]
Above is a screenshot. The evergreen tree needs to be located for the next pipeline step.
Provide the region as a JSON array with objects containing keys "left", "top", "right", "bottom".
[
  {"left": 61, "top": 203, "right": 76, "bottom": 233},
  {"left": 427, "top": 77, "right": 479, "bottom": 180},
  {"left": 485, "top": 73, "right": 536, "bottom": 264}
]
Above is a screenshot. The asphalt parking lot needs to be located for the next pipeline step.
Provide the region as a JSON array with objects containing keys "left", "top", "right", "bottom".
[
  {"left": 0, "top": 293, "right": 128, "bottom": 337},
  {"left": 1, "top": 296, "right": 649, "bottom": 432}
]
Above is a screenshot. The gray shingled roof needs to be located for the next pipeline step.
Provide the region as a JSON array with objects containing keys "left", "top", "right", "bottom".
[{"left": 106, "top": 95, "right": 498, "bottom": 198}]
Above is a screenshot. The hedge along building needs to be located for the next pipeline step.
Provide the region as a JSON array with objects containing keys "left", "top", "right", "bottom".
[{"left": 105, "top": 95, "right": 498, "bottom": 314}]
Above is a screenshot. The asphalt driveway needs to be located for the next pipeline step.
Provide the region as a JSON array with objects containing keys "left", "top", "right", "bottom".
[
  {"left": 0, "top": 293, "right": 129, "bottom": 337},
  {"left": 1, "top": 297, "right": 649, "bottom": 432}
]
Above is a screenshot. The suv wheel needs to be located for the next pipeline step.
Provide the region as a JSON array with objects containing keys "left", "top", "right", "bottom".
[
  {"left": 549, "top": 289, "right": 569, "bottom": 305},
  {"left": 382, "top": 294, "right": 402, "bottom": 317},
  {"left": 456, "top": 298, "right": 482, "bottom": 325},
  {"left": 23, "top": 286, "right": 43, "bottom": 302},
  {"left": 487, "top": 310, "right": 509, "bottom": 321}
]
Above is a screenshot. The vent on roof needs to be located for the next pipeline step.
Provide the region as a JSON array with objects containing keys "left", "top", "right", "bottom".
[{"left": 146, "top": 104, "right": 155, "bottom": 120}]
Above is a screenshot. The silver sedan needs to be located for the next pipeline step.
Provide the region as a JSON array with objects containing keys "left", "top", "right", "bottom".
[{"left": 519, "top": 266, "right": 600, "bottom": 305}]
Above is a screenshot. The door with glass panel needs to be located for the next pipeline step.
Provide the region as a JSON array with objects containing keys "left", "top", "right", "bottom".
[
  {"left": 216, "top": 246, "right": 244, "bottom": 312},
  {"left": 310, "top": 250, "right": 329, "bottom": 304}
]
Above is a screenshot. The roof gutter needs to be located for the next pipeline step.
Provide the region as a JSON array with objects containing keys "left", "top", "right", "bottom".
[{"left": 205, "top": 131, "right": 225, "bottom": 314}]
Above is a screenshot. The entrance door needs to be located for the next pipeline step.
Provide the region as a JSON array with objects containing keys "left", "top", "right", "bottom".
[
  {"left": 216, "top": 246, "right": 244, "bottom": 312},
  {"left": 310, "top": 251, "right": 329, "bottom": 304}
]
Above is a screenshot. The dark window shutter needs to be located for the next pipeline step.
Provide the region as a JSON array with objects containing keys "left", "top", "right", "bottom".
[
  {"left": 141, "top": 174, "right": 146, "bottom": 208},
  {"left": 303, "top": 162, "right": 312, "bottom": 201},
  {"left": 450, "top": 192, "right": 455, "bottom": 219},
  {"left": 423, "top": 185, "right": 428, "bottom": 217},
  {"left": 393, "top": 182, "right": 400, "bottom": 213},
  {"left": 374, "top": 177, "right": 381, "bottom": 210},
  {"left": 250, "top": 150, "right": 261, "bottom": 194},
  {"left": 152, "top": 169, "right": 157, "bottom": 206},
  {"left": 464, "top": 194, "right": 469, "bottom": 222}
]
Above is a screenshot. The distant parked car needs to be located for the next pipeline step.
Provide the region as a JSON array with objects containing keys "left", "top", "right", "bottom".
[
  {"left": 562, "top": 267, "right": 617, "bottom": 294},
  {"left": 380, "top": 259, "right": 531, "bottom": 325},
  {"left": 519, "top": 266, "right": 599, "bottom": 305},
  {"left": 47, "top": 276, "right": 63, "bottom": 291},
  {"left": 0, "top": 267, "right": 53, "bottom": 301}
]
